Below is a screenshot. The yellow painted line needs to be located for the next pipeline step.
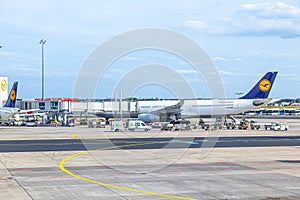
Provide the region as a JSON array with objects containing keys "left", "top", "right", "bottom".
[
  {"left": 59, "top": 141, "right": 196, "bottom": 200},
  {"left": 72, "top": 134, "right": 80, "bottom": 139}
]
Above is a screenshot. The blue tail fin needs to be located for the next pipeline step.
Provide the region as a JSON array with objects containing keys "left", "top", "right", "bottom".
[
  {"left": 239, "top": 72, "right": 278, "bottom": 99},
  {"left": 4, "top": 82, "right": 18, "bottom": 108}
]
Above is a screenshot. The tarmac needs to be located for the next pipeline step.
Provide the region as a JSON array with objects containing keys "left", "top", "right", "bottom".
[{"left": 0, "top": 118, "right": 299, "bottom": 199}]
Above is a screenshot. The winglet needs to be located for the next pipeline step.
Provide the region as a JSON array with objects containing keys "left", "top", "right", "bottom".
[
  {"left": 240, "top": 72, "right": 277, "bottom": 99},
  {"left": 4, "top": 82, "right": 18, "bottom": 108}
]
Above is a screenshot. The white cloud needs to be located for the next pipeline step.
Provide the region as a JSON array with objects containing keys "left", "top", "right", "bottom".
[
  {"left": 221, "top": 17, "right": 232, "bottom": 22},
  {"left": 184, "top": 20, "right": 208, "bottom": 30},
  {"left": 213, "top": 57, "right": 228, "bottom": 61},
  {"left": 120, "top": 56, "right": 140, "bottom": 61},
  {"left": 184, "top": 20, "right": 224, "bottom": 34},
  {"left": 0, "top": 50, "right": 39, "bottom": 62},
  {"left": 219, "top": 70, "right": 245, "bottom": 76},
  {"left": 278, "top": 72, "right": 300, "bottom": 81},
  {"left": 175, "top": 69, "right": 198, "bottom": 75},
  {"left": 184, "top": 2, "right": 300, "bottom": 38},
  {"left": 0, "top": 65, "right": 40, "bottom": 78},
  {"left": 233, "top": 58, "right": 243, "bottom": 62},
  {"left": 253, "top": 50, "right": 269, "bottom": 55},
  {"left": 278, "top": 72, "right": 297, "bottom": 77},
  {"left": 241, "top": 2, "right": 300, "bottom": 18},
  {"left": 0, "top": 51, "right": 17, "bottom": 57},
  {"left": 100, "top": 68, "right": 125, "bottom": 79},
  {"left": 213, "top": 57, "right": 243, "bottom": 62}
]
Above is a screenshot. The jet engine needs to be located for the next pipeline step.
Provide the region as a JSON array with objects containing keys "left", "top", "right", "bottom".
[{"left": 138, "top": 113, "right": 160, "bottom": 123}]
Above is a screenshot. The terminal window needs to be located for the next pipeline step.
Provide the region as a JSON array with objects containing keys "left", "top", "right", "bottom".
[
  {"left": 39, "top": 102, "right": 45, "bottom": 110},
  {"left": 50, "top": 101, "right": 59, "bottom": 110}
]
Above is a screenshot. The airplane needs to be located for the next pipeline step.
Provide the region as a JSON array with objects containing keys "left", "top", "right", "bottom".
[
  {"left": 287, "top": 100, "right": 300, "bottom": 107},
  {"left": 0, "top": 82, "right": 19, "bottom": 122},
  {"left": 138, "top": 72, "right": 278, "bottom": 123}
]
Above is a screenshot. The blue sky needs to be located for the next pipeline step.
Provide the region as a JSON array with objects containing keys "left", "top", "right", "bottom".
[{"left": 0, "top": 0, "right": 299, "bottom": 99}]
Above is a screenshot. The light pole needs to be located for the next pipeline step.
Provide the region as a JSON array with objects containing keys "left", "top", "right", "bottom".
[{"left": 39, "top": 39, "right": 46, "bottom": 100}]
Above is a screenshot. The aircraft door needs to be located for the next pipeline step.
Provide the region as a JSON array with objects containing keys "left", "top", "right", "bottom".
[{"left": 234, "top": 102, "right": 239, "bottom": 109}]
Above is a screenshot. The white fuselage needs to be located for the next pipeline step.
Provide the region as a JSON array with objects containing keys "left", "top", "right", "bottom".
[
  {"left": 137, "top": 99, "right": 268, "bottom": 117},
  {"left": 0, "top": 107, "right": 19, "bottom": 121},
  {"left": 180, "top": 99, "right": 260, "bottom": 117}
]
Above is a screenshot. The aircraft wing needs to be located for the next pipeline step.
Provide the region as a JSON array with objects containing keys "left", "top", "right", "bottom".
[{"left": 150, "top": 100, "right": 184, "bottom": 115}]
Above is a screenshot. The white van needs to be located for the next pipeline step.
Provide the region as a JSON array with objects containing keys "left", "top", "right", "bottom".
[
  {"left": 111, "top": 120, "right": 124, "bottom": 132},
  {"left": 272, "top": 122, "right": 288, "bottom": 131},
  {"left": 127, "top": 120, "right": 150, "bottom": 132}
]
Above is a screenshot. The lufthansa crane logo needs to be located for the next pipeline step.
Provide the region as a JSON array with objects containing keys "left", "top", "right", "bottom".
[
  {"left": 259, "top": 79, "right": 271, "bottom": 92},
  {"left": 10, "top": 89, "right": 16, "bottom": 101},
  {"left": 1, "top": 79, "right": 7, "bottom": 91}
]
